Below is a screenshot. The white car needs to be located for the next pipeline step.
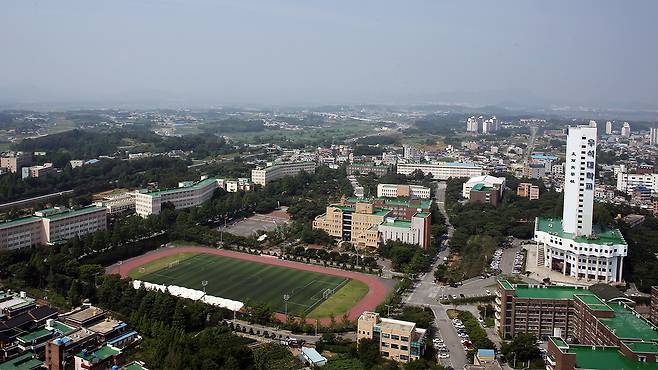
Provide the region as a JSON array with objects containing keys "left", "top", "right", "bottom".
[{"left": 438, "top": 353, "right": 450, "bottom": 359}]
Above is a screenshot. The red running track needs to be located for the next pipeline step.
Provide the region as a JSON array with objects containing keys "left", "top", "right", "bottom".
[{"left": 108, "top": 246, "right": 391, "bottom": 326}]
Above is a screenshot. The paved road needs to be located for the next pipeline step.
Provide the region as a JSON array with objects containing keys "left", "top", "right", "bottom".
[{"left": 500, "top": 246, "right": 521, "bottom": 275}]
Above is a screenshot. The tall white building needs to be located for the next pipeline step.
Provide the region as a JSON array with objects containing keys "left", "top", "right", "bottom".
[
  {"left": 605, "top": 121, "right": 613, "bottom": 135},
  {"left": 534, "top": 126, "right": 627, "bottom": 283},
  {"left": 377, "top": 184, "right": 431, "bottom": 199},
  {"left": 617, "top": 172, "right": 658, "bottom": 194},
  {"left": 621, "top": 122, "right": 631, "bottom": 137},
  {"left": 563, "top": 126, "right": 597, "bottom": 236},
  {"left": 403, "top": 145, "right": 421, "bottom": 160},
  {"left": 588, "top": 120, "right": 597, "bottom": 129},
  {"left": 650, "top": 127, "right": 658, "bottom": 146},
  {"left": 466, "top": 116, "right": 479, "bottom": 132}
]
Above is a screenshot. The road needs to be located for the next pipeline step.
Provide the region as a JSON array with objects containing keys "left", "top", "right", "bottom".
[{"left": 404, "top": 181, "right": 467, "bottom": 369}]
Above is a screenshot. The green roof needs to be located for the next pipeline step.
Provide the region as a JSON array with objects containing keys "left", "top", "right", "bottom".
[
  {"left": 414, "top": 212, "right": 430, "bottom": 218},
  {"left": 0, "top": 216, "right": 41, "bottom": 229},
  {"left": 514, "top": 284, "right": 582, "bottom": 300},
  {"left": 549, "top": 337, "right": 568, "bottom": 349},
  {"left": 17, "top": 328, "right": 52, "bottom": 343},
  {"left": 472, "top": 183, "right": 493, "bottom": 192},
  {"left": 143, "top": 177, "right": 219, "bottom": 196},
  {"left": 536, "top": 217, "right": 626, "bottom": 246},
  {"left": 499, "top": 280, "right": 513, "bottom": 290},
  {"left": 49, "top": 320, "right": 76, "bottom": 335},
  {"left": 76, "top": 345, "right": 120, "bottom": 362},
  {"left": 331, "top": 204, "right": 390, "bottom": 217},
  {"left": 123, "top": 362, "right": 148, "bottom": 370},
  {"left": 43, "top": 206, "right": 104, "bottom": 221},
  {"left": 382, "top": 219, "right": 412, "bottom": 228},
  {"left": 374, "top": 209, "right": 390, "bottom": 216},
  {"left": 624, "top": 341, "right": 658, "bottom": 354},
  {"left": 568, "top": 345, "right": 658, "bottom": 370},
  {"left": 0, "top": 352, "right": 43, "bottom": 370},
  {"left": 599, "top": 303, "right": 658, "bottom": 341},
  {"left": 574, "top": 294, "right": 611, "bottom": 311}
]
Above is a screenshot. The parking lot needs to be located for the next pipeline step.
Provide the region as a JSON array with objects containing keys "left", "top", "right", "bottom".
[{"left": 218, "top": 209, "right": 290, "bottom": 237}]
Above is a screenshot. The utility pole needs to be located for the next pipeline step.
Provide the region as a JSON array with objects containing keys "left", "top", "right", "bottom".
[
  {"left": 202, "top": 280, "right": 208, "bottom": 295},
  {"left": 384, "top": 304, "right": 393, "bottom": 318}
]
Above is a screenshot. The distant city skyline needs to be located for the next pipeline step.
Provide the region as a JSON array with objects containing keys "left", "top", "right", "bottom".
[{"left": 2, "top": 1, "right": 658, "bottom": 109}]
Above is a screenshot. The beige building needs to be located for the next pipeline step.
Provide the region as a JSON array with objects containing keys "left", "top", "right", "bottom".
[
  {"left": 36, "top": 206, "right": 107, "bottom": 244},
  {"left": 517, "top": 182, "right": 540, "bottom": 200},
  {"left": 24, "top": 162, "right": 56, "bottom": 178},
  {"left": 357, "top": 311, "right": 426, "bottom": 363},
  {"left": 94, "top": 192, "right": 136, "bottom": 214},
  {"left": 377, "top": 184, "right": 430, "bottom": 199},
  {"left": 251, "top": 161, "right": 316, "bottom": 186},
  {"left": 1, "top": 153, "right": 31, "bottom": 173},
  {"left": 313, "top": 202, "right": 387, "bottom": 249},
  {"left": 0, "top": 206, "right": 107, "bottom": 250}
]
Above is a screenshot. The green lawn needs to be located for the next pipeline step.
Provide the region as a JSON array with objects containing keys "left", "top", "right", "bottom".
[
  {"left": 128, "top": 252, "right": 199, "bottom": 279},
  {"left": 137, "top": 253, "right": 358, "bottom": 316},
  {"left": 307, "top": 279, "right": 369, "bottom": 319}
]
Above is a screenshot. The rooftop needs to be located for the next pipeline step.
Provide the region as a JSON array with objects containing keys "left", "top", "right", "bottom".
[
  {"left": 514, "top": 284, "right": 582, "bottom": 300},
  {"left": 0, "top": 352, "right": 42, "bottom": 370},
  {"left": 346, "top": 196, "right": 432, "bottom": 209},
  {"left": 568, "top": 345, "right": 658, "bottom": 370},
  {"left": 599, "top": 303, "right": 658, "bottom": 341},
  {"left": 48, "top": 320, "right": 76, "bottom": 335},
  {"left": 41, "top": 206, "right": 105, "bottom": 221},
  {"left": 536, "top": 217, "right": 627, "bottom": 246},
  {"left": 624, "top": 341, "right": 658, "bottom": 354},
  {"left": 16, "top": 328, "right": 52, "bottom": 343},
  {"left": 143, "top": 177, "right": 219, "bottom": 196},
  {"left": 382, "top": 219, "right": 412, "bottom": 228},
  {"left": 0, "top": 216, "right": 41, "bottom": 230},
  {"left": 63, "top": 305, "right": 105, "bottom": 324},
  {"left": 76, "top": 345, "right": 120, "bottom": 362},
  {"left": 380, "top": 317, "right": 415, "bottom": 332},
  {"left": 574, "top": 293, "right": 611, "bottom": 311}
]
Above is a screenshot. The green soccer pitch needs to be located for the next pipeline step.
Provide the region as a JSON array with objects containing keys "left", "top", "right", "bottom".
[{"left": 137, "top": 253, "right": 359, "bottom": 316}]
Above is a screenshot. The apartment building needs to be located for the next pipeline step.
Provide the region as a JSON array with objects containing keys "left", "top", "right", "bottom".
[
  {"left": 462, "top": 175, "right": 506, "bottom": 199},
  {"left": 357, "top": 311, "right": 426, "bottom": 363},
  {"left": 469, "top": 184, "right": 501, "bottom": 206},
  {"left": 377, "top": 184, "right": 430, "bottom": 199},
  {"left": 397, "top": 162, "right": 483, "bottom": 180},
  {"left": 251, "top": 161, "right": 316, "bottom": 186},
  {"left": 313, "top": 197, "right": 431, "bottom": 249},
  {"left": 0, "top": 153, "right": 31, "bottom": 173},
  {"left": 0, "top": 207, "right": 107, "bottom": 250},
  {"left": 21, "top": 162, "right": 56, "bottom": 179},
  {"left": 346, "top": 162, "right": 391, "bottom": 177},
  {"left": 617, "top": 172, "right": 658, "bottom": 195},
  {"left": 517, "top": 183, "right": 540, "bottom": 200}
]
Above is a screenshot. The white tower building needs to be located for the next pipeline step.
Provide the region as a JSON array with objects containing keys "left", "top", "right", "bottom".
[
  {"left": 605, "top": 121, "right": 613, "bottom": 135},
  {"left": 621, "top": 122, "right": 631, "bottom": 137},
  {"left": 466, "top": 116, "right": 478, "bottom": 132},
  {"left": 650, "top": 127, "right": 658, "bottom": 146},
  {"left": 562, "top": 126, "right": 597, "bottom": 236}
]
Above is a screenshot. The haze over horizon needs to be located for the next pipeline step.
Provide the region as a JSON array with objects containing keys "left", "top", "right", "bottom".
[{"left": 2, "top": 0, "right": 658, "bottom": 109}]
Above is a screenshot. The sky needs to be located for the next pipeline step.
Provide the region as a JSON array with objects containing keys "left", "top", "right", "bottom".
[{"left": 1, "top": 0, "right": 658, "bottom": 108}]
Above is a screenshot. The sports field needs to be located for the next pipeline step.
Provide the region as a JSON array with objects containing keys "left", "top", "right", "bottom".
[{"left": 136, "top": 253, "right": 362, "bottom": 316}]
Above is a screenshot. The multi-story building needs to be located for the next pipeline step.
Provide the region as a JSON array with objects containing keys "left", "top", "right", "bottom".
[
  {"left": 377, "top": 184, "right": 430, "bottom": 199},
  {"left": 133, "top": 177, "right": 221, "bottom": 217},
  {"left": 649, "top": 286, "right": 658, "bottom": 325},
  {"left": 534, "top": 126, "right": 627, "bottom": 284},
  {"left": 0, "top": 153, "right": 31, "bottom": 173},
  {"left": 342, "top": 196, "right": 432, "bottom": 221},
  {"left": 466, "top": 116, "right": 479, "bottom": 133},
  {"left": 222, "top": 178, "right": 252, "bottom": 193},
  {"left": 403, "top": 145, "right": 421, "bottom": 160},
  {"left": 462, "top": 175, "right": 506, "bottom": 199},
  {"left": 621, "top": 122, "right": 631, "bottom": 137},
  {"left": 650, "top": 127, "right": 658, "bottom": 146},
  {"left": 357, "top": 311, "right": 426, "bottom": 363},
  {"left": 517, "top": 183, "right": 540, "bottom": 200},
  {"left": 0, "top": 206, "right": 107, "bottom": 250},
  {"left": 617, "top": 172, "right": 658, "bottom": 195},
  {"left": 22, "top": 163, "right": 56, "bottom": 178},
  {"left": 346, "top": 162, "right": 391, "bottom": 177},
  {"left": 36, "top": 207, "right": 107, "bottom": 244},
  {"left": 397, "top": 162, "right": 483, "bottom": 180},
  {"left": 469, "top": 184, "right": 501, "bottom": 206},
  {"left": 313, "top": 198, "right": 431, "bottom": 249},
  {"left": 94, "top": 192, "right": 136, "bottom": 215},
  {"left": 605, "top": 120, "right": 613, "bottom": 135},
  {"left": 524, "top": 163, "right": 547, "bottom": 179},
  {"left": 251, "top": 161, "right": 316, "bottom": 186}
]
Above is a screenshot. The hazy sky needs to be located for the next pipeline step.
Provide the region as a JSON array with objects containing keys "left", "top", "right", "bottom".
[{"left": 2, "top": 0, "right": 658, "bottom": 107}]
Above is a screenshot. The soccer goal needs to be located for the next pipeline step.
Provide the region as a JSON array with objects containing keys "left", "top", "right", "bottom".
[
  {"left": 322, "top": 288, "right": 334, "bottom": 299},
  {"left": 168, "top": 260, "right": 180, "bottom": 268}
]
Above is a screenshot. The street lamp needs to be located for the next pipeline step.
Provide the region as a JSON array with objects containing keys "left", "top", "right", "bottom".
[
  {"left": 201, "top": 280, "right": 208, "bottom": 294},
  {"left": 283, "top": 294, "right": 290, "bottom": 317}
]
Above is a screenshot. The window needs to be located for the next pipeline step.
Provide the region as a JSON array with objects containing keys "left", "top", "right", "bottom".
[
  {"left": 401, "top": 336, "right": 409, "bottom": 342},
  {"left": 391, "top": 344, "right": 399, "bottom": 349},
  {"left": 401, "top": 345, "right": 408, "bottom": 351},
  {"left": 400, "top": 355, "right": 409, "bottom": 361},
  {"left": 382, "top": 333, "right": 390, "bottom": 339},
  {"left": 391, "top": 335, "right": 400, "bottom": 340},
  {"left": 382, "top": 342, "right": 389, "bottom": 348}
]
